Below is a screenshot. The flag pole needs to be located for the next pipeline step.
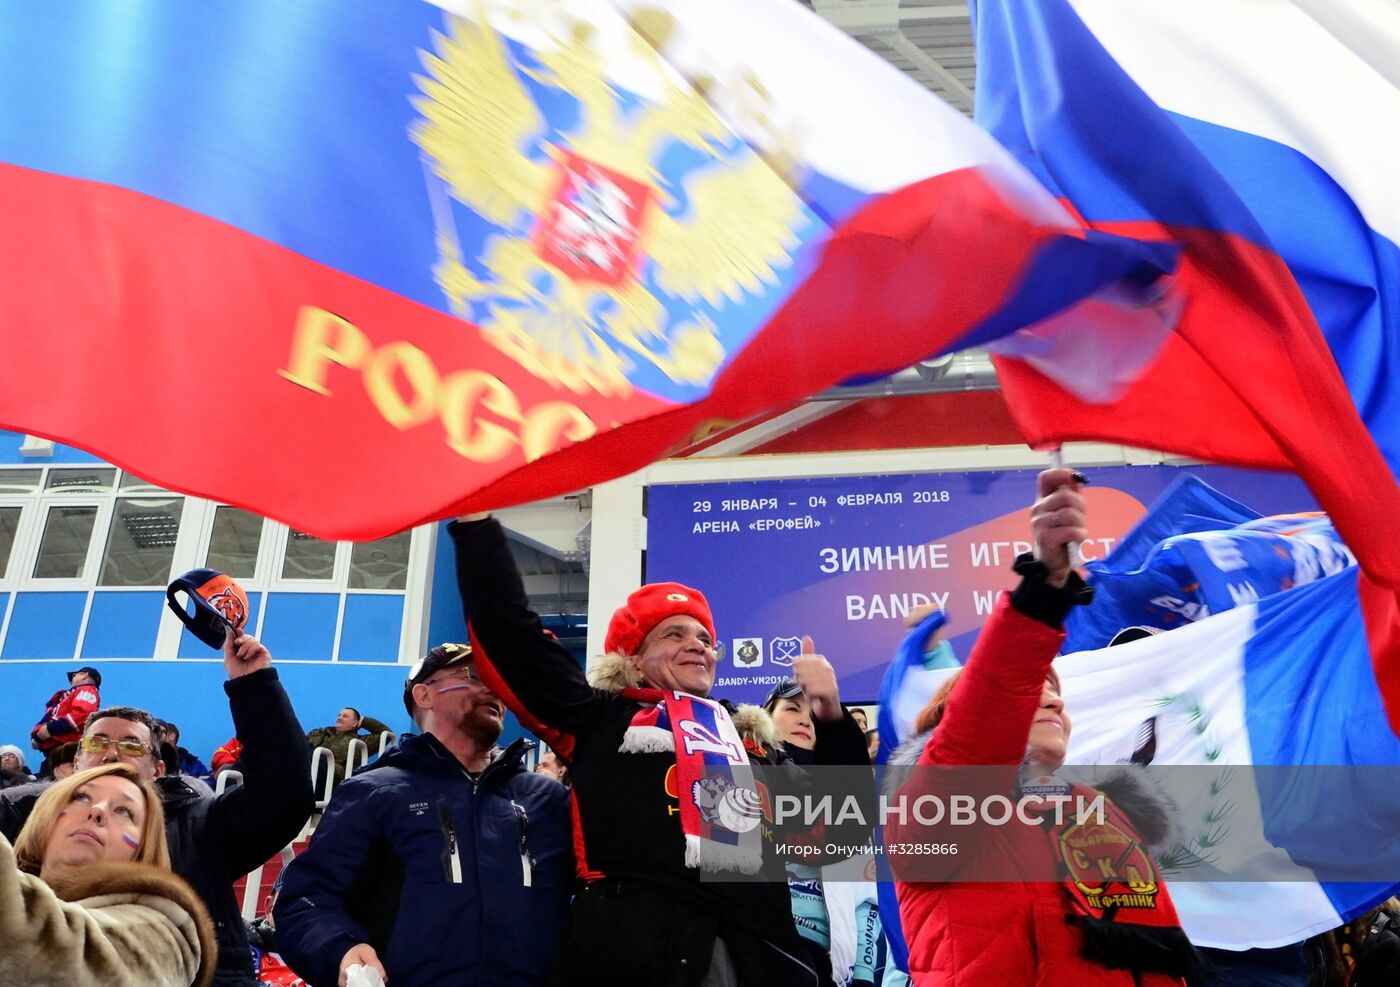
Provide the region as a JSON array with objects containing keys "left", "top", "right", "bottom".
[{"left": 1047, "top": 447, "right": 1083, "bottom": 569}]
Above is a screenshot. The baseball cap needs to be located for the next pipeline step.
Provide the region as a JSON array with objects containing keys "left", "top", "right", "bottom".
[
  {"left": 166, "top": 568, "right": 250, "bottom": 649},
  {"left": 68, "top": 666, "right": 102, "bottom": 689},
  {"left": 762, "top": 679, "right": 802, "bottom": 710},
  {"left": 403, "top": 643, "right": 473, "bottom": 716}
]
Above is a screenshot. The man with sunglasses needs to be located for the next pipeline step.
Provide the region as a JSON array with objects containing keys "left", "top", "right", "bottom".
[
  {"left": 274, "top": 642, "right": 572, "bottom": 987},
  {"left": 0, "top": 629, "right": 314, "bottom": 987}
]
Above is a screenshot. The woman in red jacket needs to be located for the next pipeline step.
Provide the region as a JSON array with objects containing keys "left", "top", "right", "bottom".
[{"left": 888, "top": 468, "right": 1203, "bottom": 986}]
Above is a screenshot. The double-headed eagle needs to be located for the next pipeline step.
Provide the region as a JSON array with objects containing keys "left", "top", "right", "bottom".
[{"left": 411, "top": 5, "right": 806, "bottom": 397}]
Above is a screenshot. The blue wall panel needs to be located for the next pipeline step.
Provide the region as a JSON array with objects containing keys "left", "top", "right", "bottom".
[
  {"left": 428, "top": 523, "right": 462, "bottom": 648},
  {"left": 82, "top": 592, "right": 164, "bottom": 659},
  {"left": 0, "top": 430, "right": 103, "bottom": 465},
  {"left": 177, "top": 592, "right": 263, "bottom": 659},
  {"left": 338, "top": 595, "right": 404, "bottom": 663},
  {"left": 0, "top": 658, "right": 419, "bottom": 776},
  {"left": 260, "top": 593, "right": 339, "bottom": 661},
  {"left": 2, "top": 592, "right": 86, "bottom": 659}
]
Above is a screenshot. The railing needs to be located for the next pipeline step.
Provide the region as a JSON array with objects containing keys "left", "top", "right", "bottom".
[
  {"left": 224, "top": 737, "right": 406, "bottom": 921},
  {"left": 342, "top": 730, "right": 394, "bottom": 780},
  {"left": 240, "top": 843, "right": 297, "bottom": 922},
  {"left": 213, "top": 769, "right": 243, "bottom": 795},
  {"left": 346, "top": 738, "right": 368, "bottom": 779},
  {"left": 310, "top": 746, "right": 335, "bottom": 812}
]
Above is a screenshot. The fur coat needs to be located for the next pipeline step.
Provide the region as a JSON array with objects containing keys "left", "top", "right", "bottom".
[{"left": 0, "top": 832, "right": 215, "bottom": 987}]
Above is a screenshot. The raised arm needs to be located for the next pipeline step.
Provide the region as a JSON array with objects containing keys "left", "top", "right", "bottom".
[
  {"left": 358, "top": 716, "right": 393, "bottom": 740},
  {"left": 449, "top": 517, "right": 611, "bottom": 757},
  {"left": 889, "top": 469, "right": 1090, "bottom": 882},
  {"left": 918, "top": 592, "right": 1069, "bottom": 767},
  {"left": 919, "top": 466, "right": 1089, "bottom": 768},
  {"left": 205, "top": 631, "right": 314, "bottom": 878},
  {"left": 767, "top": 637, "right": 877, "bottom": 861}
]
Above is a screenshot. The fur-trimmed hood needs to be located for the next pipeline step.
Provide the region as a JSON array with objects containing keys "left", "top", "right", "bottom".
[
  {"left": 730, "top": 703, "right": 778, "bottom": 752},
  {"left": 1, "top": 841, "right": 217, "bottom": 987},
  {"left": 589, "top": 651, "right": 778, "bottom": 752},
  {"left": 586, "top": 650, "right": 644, "bottom": 693},
  {"left": 883, "top": 730, "right": 1180, "bottom": 851}
]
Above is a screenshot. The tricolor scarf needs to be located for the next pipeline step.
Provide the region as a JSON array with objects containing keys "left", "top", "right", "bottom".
[
  {"left": 1050, "top": 783, "right": 1205, "bottom": 979},
  {"left": 621, "top": 687, "right": 764, "bottom": 874}
]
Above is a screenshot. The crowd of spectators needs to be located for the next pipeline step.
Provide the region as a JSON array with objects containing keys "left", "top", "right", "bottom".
[
  {"left": 4, "top": 631, "right": 311, "bottom": 986},
  {"left": 6, "top": 469, "right": 1400, "bottom": 986}
]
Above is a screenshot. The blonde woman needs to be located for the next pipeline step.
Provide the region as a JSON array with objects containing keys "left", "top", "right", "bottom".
[{"left": 2, "top": 763, "right": 215, "bottom": 987}]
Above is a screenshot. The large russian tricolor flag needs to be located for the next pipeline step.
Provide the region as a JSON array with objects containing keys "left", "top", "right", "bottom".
[
  {"left": 973, "top": 0, "right": 1400, "bottom": 719},
  {"left": 0, "top": 0, "right": 1170, "bottom": 540}
]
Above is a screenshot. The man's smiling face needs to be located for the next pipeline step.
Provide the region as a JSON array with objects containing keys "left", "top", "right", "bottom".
[{"left": 632, "top": 615, "right": 717, "bottom": 696}]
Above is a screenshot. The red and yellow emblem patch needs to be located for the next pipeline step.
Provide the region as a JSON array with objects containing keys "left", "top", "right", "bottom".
[{"left": 1058, "top": 816, "right": 1160, "bottom": 910}]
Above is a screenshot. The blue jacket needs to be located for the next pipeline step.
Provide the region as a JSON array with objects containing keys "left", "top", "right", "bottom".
[{"left": 273, "top": 732, "right": 572, "bottom": 987}]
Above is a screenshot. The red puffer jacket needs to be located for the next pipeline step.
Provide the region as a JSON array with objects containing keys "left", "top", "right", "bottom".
[{"left": 889, "top": 594, "right": 1187, "bottom": 987}]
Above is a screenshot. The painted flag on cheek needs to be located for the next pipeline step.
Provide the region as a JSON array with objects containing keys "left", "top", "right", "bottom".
[{"left": 0, "top": 0, "right": 1173, "bottom": 540}]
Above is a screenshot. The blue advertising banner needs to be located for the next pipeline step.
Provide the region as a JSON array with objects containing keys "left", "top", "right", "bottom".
[{"left": 645, "top": 465, "right": 1315, "bottom": 704}]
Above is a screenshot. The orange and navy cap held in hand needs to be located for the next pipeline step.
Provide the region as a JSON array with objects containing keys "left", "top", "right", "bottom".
[{"left": 166, "top": 568, "right": 250, "bottom": 649}]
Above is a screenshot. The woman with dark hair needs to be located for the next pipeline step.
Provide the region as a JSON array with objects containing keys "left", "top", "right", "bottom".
[
  {"left": 888, "top": 468, "right": 1201, "bottom": 986},
  {"left": 2, "top": 762, "right": 215, "bottom": 986},
  {"left": 764, "top": 682, "right": 881, "bottom": 987},
  {"left": 43, "top": 740, "right": 79, "bottom": 779}
]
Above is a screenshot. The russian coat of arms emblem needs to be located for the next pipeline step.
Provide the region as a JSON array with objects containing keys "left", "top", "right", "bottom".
[{"left": 410, "top": 3, "right": 807, "bottom": 398}]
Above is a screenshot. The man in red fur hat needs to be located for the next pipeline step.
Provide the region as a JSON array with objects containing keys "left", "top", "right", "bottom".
[{"left": 450, "top": 512, "right": 874, "bottom": 986}]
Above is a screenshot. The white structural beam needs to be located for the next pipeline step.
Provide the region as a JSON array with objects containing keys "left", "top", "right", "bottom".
[
  {"left": 885, "top": 33, "right": 974, "bottom": 110},
  {"left": 583, "top": 475, "right": 646, "bottom": 664},
  {"left": 818, "top": 2, "right": 968, "bottom": 30},
  {"left": 646, "top": 442, "right": 1190, "bottom": 486},
  {"left": 814, "top": 0, "right": 974, "bottom": 111}
]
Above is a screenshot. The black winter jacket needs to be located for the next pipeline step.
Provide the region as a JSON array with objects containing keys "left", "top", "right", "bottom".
[
  {"left": 450, "top": 518, "right": 874, "bottom": 986},
  {"left": 273, "top": 732, "right": 573, "bottom": 987},
  {"left": 0, "top": 668, "right": 314, "bottom": 987}
]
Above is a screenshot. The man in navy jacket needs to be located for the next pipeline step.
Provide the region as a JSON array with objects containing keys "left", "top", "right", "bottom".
[{"left": 274, "top": 643, "right": 572, "bottom": 987}]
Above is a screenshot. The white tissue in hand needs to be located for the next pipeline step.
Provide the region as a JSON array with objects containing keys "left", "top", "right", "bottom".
[{"left": 346, "top": 964, "right": 386, "bottom": 987}]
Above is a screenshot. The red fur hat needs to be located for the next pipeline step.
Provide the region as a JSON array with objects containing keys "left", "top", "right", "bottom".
[{"left": 604, "top": 582, "right": 716, "bottom": 657}]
